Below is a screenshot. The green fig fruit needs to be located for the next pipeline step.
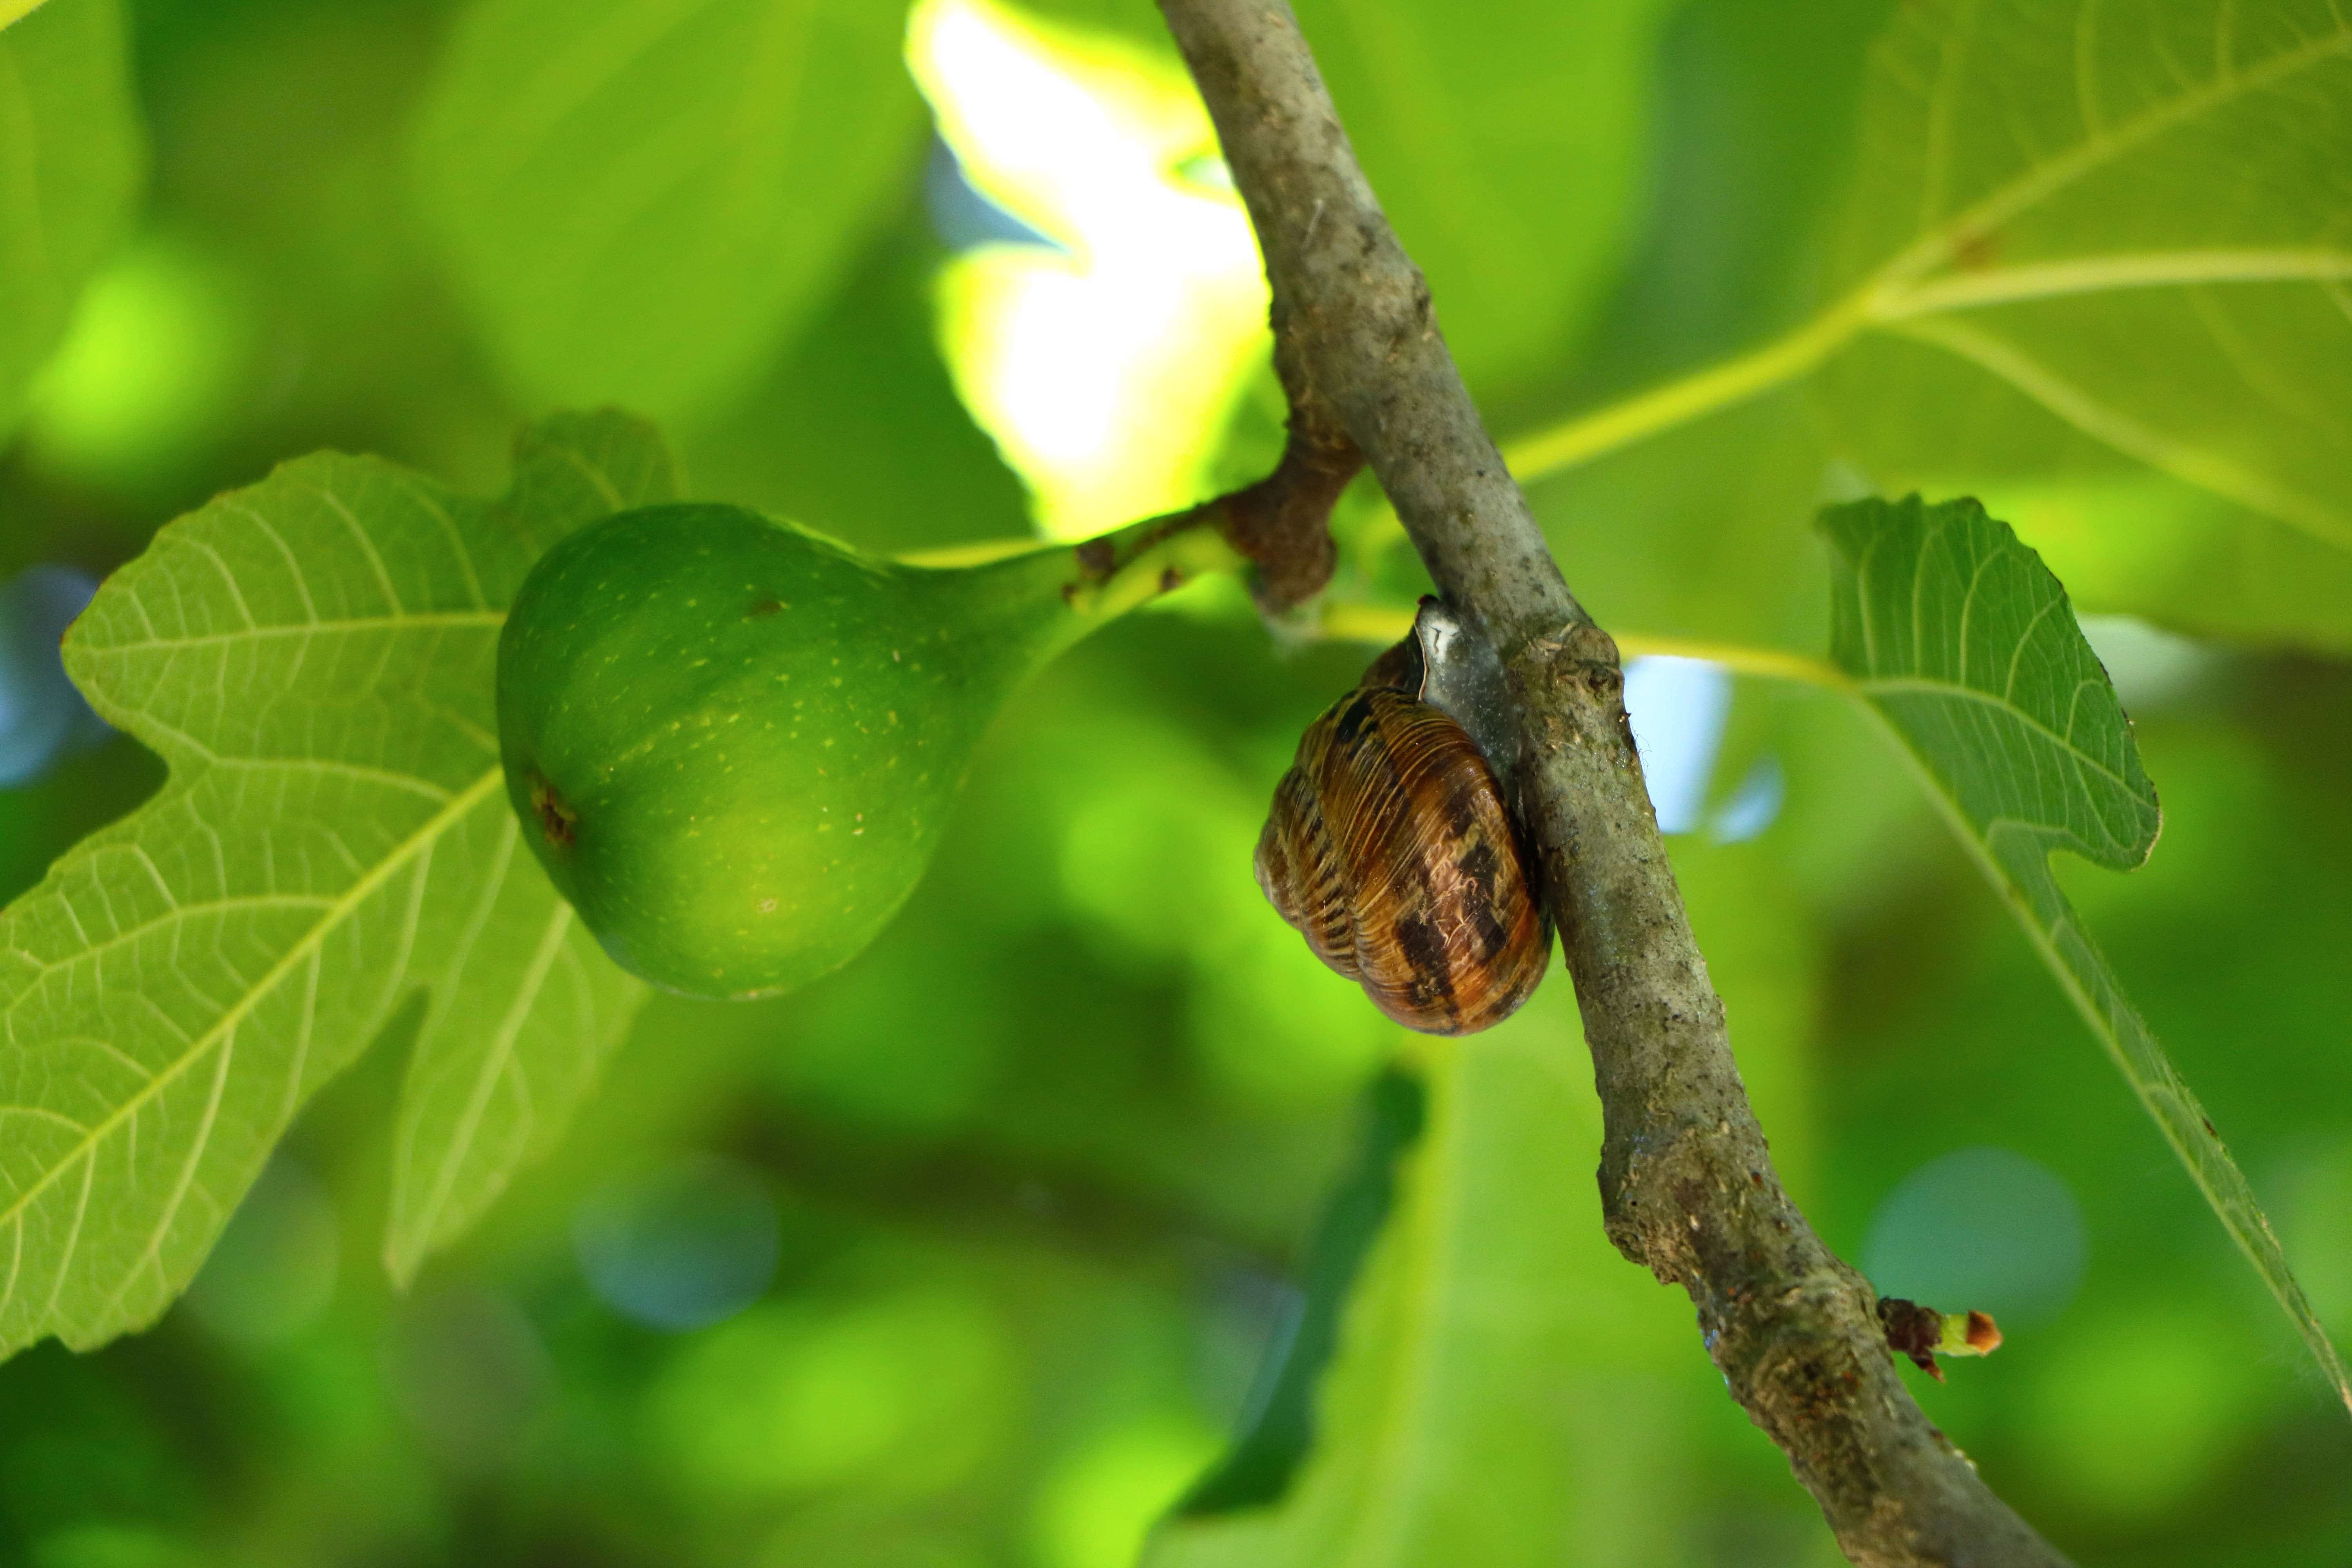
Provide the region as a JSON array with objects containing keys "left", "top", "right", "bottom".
[{"left": 497, "top": 501, "right": 1218, "bottom": 999}]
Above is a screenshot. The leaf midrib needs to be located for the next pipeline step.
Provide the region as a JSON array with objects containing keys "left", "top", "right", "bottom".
[
  {"left": 1878, "top": 247, "right": 2352, "bottom": 317},
  {"left": 0, "top": 767, "right": 505, "bottom": 1239},
  {"left": 86, "top": 610, "right": 507, "bottom": 652},
  {"left": 1506, "top": 8, "right": 2352, "bottom": 499}
]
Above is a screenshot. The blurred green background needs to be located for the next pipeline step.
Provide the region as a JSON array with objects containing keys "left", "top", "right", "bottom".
[{"left": 3, "top": 0, "right": 2350, "bottom": 1563}]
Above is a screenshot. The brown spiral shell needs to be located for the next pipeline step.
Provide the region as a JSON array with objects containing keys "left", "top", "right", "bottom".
[{"left": 1253, "top": 628, "right": 1551, "bottom": 1035}]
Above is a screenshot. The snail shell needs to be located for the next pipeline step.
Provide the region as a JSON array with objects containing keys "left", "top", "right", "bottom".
[{"left": 1254, "top": 606, "right": 1551, "bottom": 1035}]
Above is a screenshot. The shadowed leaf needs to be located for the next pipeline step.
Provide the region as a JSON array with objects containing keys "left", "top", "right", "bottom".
[
  {"left": 1147, "top": 999, "right": 1614, "bottom": 1567},
  {"left": 1821, "top": 492, "right": 2352, "bottom": 1414}
]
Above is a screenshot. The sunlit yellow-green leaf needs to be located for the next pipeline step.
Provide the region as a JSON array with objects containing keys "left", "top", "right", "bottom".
[
  {"left": 412, "top": 0, "right": 923, "bottom": 426},
  {"left": 912, "top": 0, "right": 1269, "bottom": 540},
  {"left": 1294, "top": 0, "right": 1677, "bottom": 399},
  {"left": 23, "top": 237, "right": 254, "bottom": 485},
  {"left": 0, "top": 414, "right": 671, "bottom": 1358},
  {"left": 1819, "top": 0, "right": 2352, "bottom": 648}
]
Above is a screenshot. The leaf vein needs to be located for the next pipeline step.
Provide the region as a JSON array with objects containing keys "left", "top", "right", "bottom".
[
  {"left": 1858, "top": 675, "right": 2140, "bottom": 795},
  {"left": 1882, "top": 16, "right": 2352, "bottom": 285},
  {"left": 90, "top": 611, "right": 507, "bottom": 653},
  {"left": 310, "top": 482, "right": 408, "bottom": 618},
  {"left": 406, "top": 890, "right": 572, "bottom": 1259},
  {"left": 1885, "top": 314, "right": 2352, "bottom": 549},
  {"left": 0, "top": 770, "right": 503, "bottom": 1238}
]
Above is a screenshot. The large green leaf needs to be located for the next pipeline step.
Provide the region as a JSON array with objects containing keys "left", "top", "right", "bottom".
[
  {"left": 1146, "top": 1031, "right": 1584, "bottom": 1566},
  {"left": 1145, "top": 986, "right": 1736, "bottom": 1568},
  {"left": 1525, "top": 388, "right": 1833, "bottom": 653},
  {"left": 0, "top": 414, "right": 669, "bottom": 1358},
  {"left": 1176, "top": 1069, "right": 1426, "bottom": 1517},
  {"left": 410, "top": 0, "right": 924, "bottom": 428},
  {"left": 1968, "top": 470, "right": 2352, "bottom": 656},
  {"left": 1818, "top": 0, "right": 2352, "bottom": 648},
  {"left": 1503, "top": 0, "right": 2352, "bottom": 653},
  {"left": 1482, "top": 0, "right": 1887, "bottom": 655},
  {"left": 683, "top": 208, "right": 1035, "bottom": 557},
  {"left": 0, "top": 0, "right": 144, "bottom": 434},
  {"left": 1291, "top": 0, "right": 1678, "bottom": 400},
  {"left": 1821, "top": 493, "right": 2352, "bottom": 1415}
]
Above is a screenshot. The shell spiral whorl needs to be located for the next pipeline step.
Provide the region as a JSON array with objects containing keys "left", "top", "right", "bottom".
[{"left": 1254, "top": 606, "right": 1551, "bottom": 1034}]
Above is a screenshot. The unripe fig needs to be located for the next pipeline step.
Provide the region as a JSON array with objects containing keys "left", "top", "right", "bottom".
[{"left": 497, "top": 502, "right": 1201, "bottom": 999}]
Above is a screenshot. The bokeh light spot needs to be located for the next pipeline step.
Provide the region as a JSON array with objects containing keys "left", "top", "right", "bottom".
[
  {"left": 909, "top": 0, "right": 1270, "bottom": 540},
  {"left": 1052, "top": 719, "right": 1389, "bottom": 1106},
  {"left": 1054, "top": 726, "right": 1252, "bottom": 967},
  {"left": 650, "top": 1284, "right": 1013, "bottom": 1501},
  {"left": 573, "top": 1154, "right": 781, "bottom": 1331},
  {"left": 2025, "top": 1299, "right": 2260, "bottom": 1518},
  {"left": 1185, "top": 917, "right": 1392, "bottom": 1111},
  {"left": 0, "top": 566, "right": 109, "bottom": 787},
  {"left": 1862, "top": 1146, "right": 2086, "bottom": 1328},
  {"left": 27, "top": 236, "right": 253, "bottom": 487},
  {"left": 1029, "top": 1417, "right": 1220, "bottom": 1568}
]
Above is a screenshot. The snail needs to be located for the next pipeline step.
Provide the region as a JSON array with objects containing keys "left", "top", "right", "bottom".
[{"left": 1254, "top": 600, "right": 1552, "bottom": 1034}]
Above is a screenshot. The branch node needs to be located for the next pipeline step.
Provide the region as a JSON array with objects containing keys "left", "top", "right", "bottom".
[{"left": 1214, "top": 415, "right": 1362, "bottom": 611}]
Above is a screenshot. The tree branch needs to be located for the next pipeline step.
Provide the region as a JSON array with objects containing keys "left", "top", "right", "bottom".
[{"left": 1154, "top": 2, "right": 2071, "bottom": 1562}]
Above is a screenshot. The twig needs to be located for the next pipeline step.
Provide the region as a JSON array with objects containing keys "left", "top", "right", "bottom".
[
  {"left": 1154, "top": 2, "right": 2072, "bottom": 1562},
  {"left": 1067, "top": 418, "right": 1358, "bottom": 615}
]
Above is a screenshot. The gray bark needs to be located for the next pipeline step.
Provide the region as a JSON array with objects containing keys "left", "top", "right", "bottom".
[{"left": 1154, "top": 2, "right": 2074, "bottom": 1561}]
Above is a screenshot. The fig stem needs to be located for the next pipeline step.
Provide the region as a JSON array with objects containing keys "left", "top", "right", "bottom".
[
  {"left": 902, "top": 481, "right": 1311, "bottom": 635},
  {"left": 1058, "top": 509, "right": 1247, "bottom": 623}
]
